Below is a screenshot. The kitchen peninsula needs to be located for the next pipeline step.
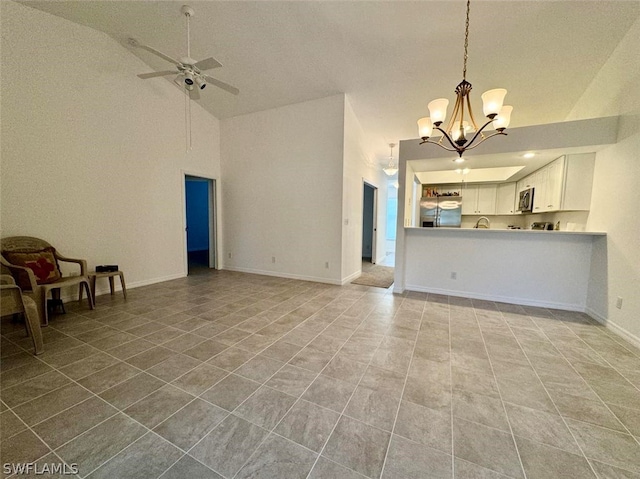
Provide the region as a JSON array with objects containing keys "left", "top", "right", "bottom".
[
  {"left": 394, "top": 119, "right": 619, "bottom": 313},
  {"left": 398, "top": 227, "right": 606, "bottom": 311}
]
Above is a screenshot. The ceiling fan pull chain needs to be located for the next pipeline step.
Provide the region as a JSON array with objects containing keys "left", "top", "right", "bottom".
[
  {"left": 185, "top": 89, "right": 192, "bottom": 151},
  {"left": 186, "top": 10, "right": 191, "bottom": 59}
]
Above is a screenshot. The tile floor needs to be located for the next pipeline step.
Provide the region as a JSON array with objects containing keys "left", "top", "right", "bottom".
[{"left": 1, "top": 270, "right": 640, "bottom": 479}]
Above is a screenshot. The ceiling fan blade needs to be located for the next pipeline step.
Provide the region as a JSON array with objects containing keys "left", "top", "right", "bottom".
[
  {"left": 189, "top": 87, "right": 201, "bottom": 101},
  {"left": 193, "top": 57, "right": 222, "bottom": 71},
  {"left": 136, "top": 43, "right": 180, "bottom": 66},
  {"left": 137, "top": 70, "right": 177, "bottom": 79},
  {"left": 203, "top": 75, "right": 240, "bottom": 95}
]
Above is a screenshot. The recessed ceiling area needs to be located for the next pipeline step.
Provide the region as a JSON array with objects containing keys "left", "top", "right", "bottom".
[{"left": 415, "top": 166, "right": 526, "bottom": 185}]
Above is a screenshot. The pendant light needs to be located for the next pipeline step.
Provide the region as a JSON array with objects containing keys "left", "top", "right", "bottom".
[
  {"left": 417, "top": 0, "right": 513, "bottom": 158},
  {"left": 383, "top": 143, "right": 398, "bottom": 176}
]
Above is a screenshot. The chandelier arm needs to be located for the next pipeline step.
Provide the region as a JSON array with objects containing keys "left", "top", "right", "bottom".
[
  {"left": 465, "top": 92, "right": 480, "bottom": 132},
  {"left": 434, "top": 126, "right": 464, "bottom": 152},
  {"left": 418, "top": 138, "right": 459, "bottom": 153},
  {"left": 463, "top": 118, "right": 499, "bottom": 149},
  {"left": 446, "top": 95, "right": 463, "bottom": 137},
  {"left": 463, "top": 131, "right": 508, "bottom": 150}
]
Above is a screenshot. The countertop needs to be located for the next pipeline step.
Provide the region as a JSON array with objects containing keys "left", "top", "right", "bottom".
[{"left": 405, "top": 227, "right": 606, "bottom": 236}]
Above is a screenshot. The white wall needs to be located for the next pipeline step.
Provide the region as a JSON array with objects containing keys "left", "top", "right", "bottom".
[
  {"left": 404, "top": 229, "right": 595, "bottom": 311},
  {"left": 0, "top": 1, "right": 221, "bottom": 294},
  {"left": 220, "top": 95, "right": 344, "bottom": 283},
  {"left": 341, "top": 97, "right": 387, "bottom": 283},
  {"left": 567, "top": 17, "right": 640, "bottom": 344}
]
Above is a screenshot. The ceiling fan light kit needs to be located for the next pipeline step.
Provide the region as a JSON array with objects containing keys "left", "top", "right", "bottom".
[
  {"left": 131, "top": 4, "right": 239, "bottom": 98},
  {"left": 417, "top": 0, "right": 512, "bottom": 159}
]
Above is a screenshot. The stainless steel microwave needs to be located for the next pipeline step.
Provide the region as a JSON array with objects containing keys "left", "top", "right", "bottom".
[{"left": 518, "top": 187, "right": 534, "bottom": 213}]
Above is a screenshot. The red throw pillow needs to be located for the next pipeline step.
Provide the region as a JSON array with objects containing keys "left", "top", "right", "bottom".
[{"left": 4, "top": 247, "right": 62, "bottom": 289}]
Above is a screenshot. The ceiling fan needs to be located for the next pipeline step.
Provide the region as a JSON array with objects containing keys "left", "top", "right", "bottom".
[{"left": 129, "top": 4, "right": 239, "bottom": 100}]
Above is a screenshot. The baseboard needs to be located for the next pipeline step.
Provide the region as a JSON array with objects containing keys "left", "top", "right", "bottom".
[
  {"left": 57, "top": 272, "right": 186, "bottom": 302},
  {"left": 125, "top": 273, "right": 187, "bottom": 290},
  {"left": 404, "top": 284, "right": 585, "bottom": 311},
  {"left": 340, "top": 270, "right": 361, "bottom": 286},
  {"left": 585, "top": 307, "right": 640, "bottom": 350},
  {"left": 222, "top": 266, "right": 343, "bottom": 285}
]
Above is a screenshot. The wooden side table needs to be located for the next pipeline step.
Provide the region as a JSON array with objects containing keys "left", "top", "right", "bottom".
[{"left": 87, "top": 270, "right": 127, "bottom": 302}]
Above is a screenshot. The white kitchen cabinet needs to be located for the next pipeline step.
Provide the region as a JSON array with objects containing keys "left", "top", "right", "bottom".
[
  {"left": 462, "top": 184, "right": 496, "bottom": 215},
  {"left": 545, "top": 156, "right": 565, "bottom": 211},
  {"left": 518, "top": 153, "right": 594, "bottom": 213},
  {"left": 496, "top": 182, "right": 517, "bottom": 215},
  {"left": 561, "top": 153, "right": 595, "bottom": 210},
  {"left": 532, "top": 168, "right": 548, "bottom": 213}
]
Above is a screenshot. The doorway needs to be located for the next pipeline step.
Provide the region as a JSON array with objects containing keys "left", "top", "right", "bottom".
[
  {"left": 184, "top": 175, "right": 216, "bottom": 274},
  {"left": 362, "top": 182, "right": 377, "bottom": 264}
]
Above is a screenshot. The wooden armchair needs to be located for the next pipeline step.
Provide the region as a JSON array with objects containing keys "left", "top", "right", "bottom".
[
  {"left": 0, "top": 236, "right": 94, "bottom": 326},
  {"left": 1, "top": 275, "right": 43, "bottom": 354}
]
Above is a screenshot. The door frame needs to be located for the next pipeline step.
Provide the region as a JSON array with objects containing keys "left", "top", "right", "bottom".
[
  {"left": 182, "top": 171, "right": 218, "bottom": 273},
  {"left": 362, "top": 180, "right": 378, "bottom": 265}
]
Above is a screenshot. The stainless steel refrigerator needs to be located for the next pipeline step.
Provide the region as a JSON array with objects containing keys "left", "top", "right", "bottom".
[{"left": 419, "top": 195, "right": 462, "bottom": 227}]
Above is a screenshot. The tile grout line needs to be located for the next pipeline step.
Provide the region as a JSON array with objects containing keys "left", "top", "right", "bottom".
[
  {"left": 8, "top": 277, "right": 637, "bottom": 479},
  {"left": 448, "top": 299, "right": 455, "bottom": 478},
  {"left": 176, "top": 289, "right": 381, "bottom": 478},
  {"left": 555, "top": 321, "right": 640, "bottom": 396},
  {"left": 9, "top": 283, "right": 375, "bottom": 475},
  {"left": 529, "top": 316, "right": 640, "bottom": 450},
  {"left": 503, "top": 313, "right": 607, "bottom": 478},
  {"left": 49, "top": 280, "right": 335, "bottom": 478},
  {"left": 0, "top": 281, "right": 334, "bottom": 479},
  {"left": 473, "top": 304, "right": 529, "bottom": 479},
  {"left": 378, "top": 296, "right": 429, "bottom": 479},
  {"left": 221, "top": 293, "right": 384, "bottom": 478},
  {"left": 301, "top": 299, "right": 404, "bottom": 479}
]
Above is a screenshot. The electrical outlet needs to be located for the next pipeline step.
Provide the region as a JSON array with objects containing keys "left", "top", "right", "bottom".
[
  {"left": 228, "top": 252, "right": 232, "bottom": 259},
  {"left": 450, "top": 272, "right": 457, "bottom": 280},
  {"left": 325, "top": 262, "right": 329, "bottom": 269},
  {"left": 616, "top": 296, "right": 623, "bottom": 309},
  {"left": 272, "top": 256, "right": 276, "bottom": 263}
]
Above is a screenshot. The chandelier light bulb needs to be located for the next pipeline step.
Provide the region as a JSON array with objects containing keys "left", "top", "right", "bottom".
[
  {"left": 417, "top": 117, "right": 434, "bottom": 139},
  {"left": 493, "top": 105, "right": 513, "bottom": 131},
  {"left": 453, "top": 157, "right": 466, "bottom": 163},
  {"left": 450, "top": 121, "right": 472, "bottom": 142},
  {"left": 427, "top": 99, "right": 449, "bottom": 126},
  {"left": 481, "top": 89, "right": 507, "bottom": 118}
]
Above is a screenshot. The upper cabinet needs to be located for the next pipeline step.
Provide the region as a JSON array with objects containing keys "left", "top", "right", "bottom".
[
  {"left": 528, "top": 153, "right": 595, "bottom": 212},
  {"left": 461, "top": 184, "right": 496, "bottom": 215},
  {"left": 496, "top": 183, "right": 517, "bottom": 215},
  {"left": 532, "top": 156, "right": 565, "bottom": 213},
  {"left": 561, "top": 153, "right": 596, "bottom": 211},
  {"left": 420, "top": 152, "right": 594, "bottom": 218}
]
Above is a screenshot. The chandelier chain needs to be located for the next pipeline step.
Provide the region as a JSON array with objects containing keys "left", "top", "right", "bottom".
[{"left": 463, "top": 0, "right": 470, "bottom": 80}]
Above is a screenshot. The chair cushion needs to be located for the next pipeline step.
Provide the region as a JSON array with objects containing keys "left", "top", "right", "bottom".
[{"left": 4, "top": 247, "right": 62, "bottom": 289}]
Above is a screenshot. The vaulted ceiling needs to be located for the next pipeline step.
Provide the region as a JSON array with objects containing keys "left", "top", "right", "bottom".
[{"left": 18, "top": 1, "right": 640, "bottom": 166}]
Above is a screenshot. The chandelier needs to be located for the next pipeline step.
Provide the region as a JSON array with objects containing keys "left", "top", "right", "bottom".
[
  {"left": 417, "top": 0, "right": 513, "bottom": 159},
  {"left": 383, "top": 143, "right": 398, "bottom": 176}
]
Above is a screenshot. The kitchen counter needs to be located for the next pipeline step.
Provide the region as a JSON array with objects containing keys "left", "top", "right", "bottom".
[
  {"left": 398, "top": 227, "right": 606, "bottom": 311},
  {"left": 405, "top": 227, "right": 606, "bottom": 236}
]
